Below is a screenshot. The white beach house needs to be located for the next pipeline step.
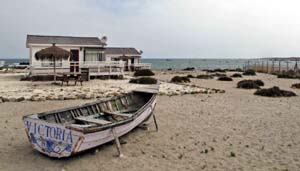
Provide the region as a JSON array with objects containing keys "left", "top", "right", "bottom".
[{"left": 26, "top": 35, "right": 151, "bottom": 78}]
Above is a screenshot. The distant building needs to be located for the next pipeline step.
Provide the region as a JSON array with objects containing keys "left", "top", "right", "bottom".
[{"left": 26, "top": 35, "right": 151, "bottom": 77}]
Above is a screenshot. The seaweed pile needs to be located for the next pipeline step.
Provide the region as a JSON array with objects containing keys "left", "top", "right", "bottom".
[
  {"left": 231, "top": 73, "right": 242, "bottom": 78},
  {"left": 133, "top": 69, "right": 155, "bottom": 77},
  {"left": 277, "top": 70, "right": 300, "bottom": 79},
  {"left": 171, "top": 76, "right": 191, "bottom": 83},
  {"left": 242, "top": 69, "right": 256, "bottom": 76},
  {"left": 196, "top": 75, "right": 214, "bottom": 79},
  {"left": 291, "top": 83, "right": 300, "bottom": 89},
  {"left": 205, "top": 68, "right": 226, "bottom": 73},
  {"left": 218, "top": 76, "right": 233, "bottom": 81},
  {"left": 187, "top": 74, "right": 195, "bottom": 78},
  {"left": 129, "top": 77, "right": 158, "bottom": 84},
  {"left": 254, "top": 86, "right": 296, "bottom": 97},
  {"left": 182, "top": 67, "right": 195, "bottom": 71},
  {"left": 237, "top": 80, "right": 264, "bottom": 89}
]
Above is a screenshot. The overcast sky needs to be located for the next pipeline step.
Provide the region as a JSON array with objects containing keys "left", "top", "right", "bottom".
[{"left": 1, "top": 0, "right": 300, "bottom": 59}]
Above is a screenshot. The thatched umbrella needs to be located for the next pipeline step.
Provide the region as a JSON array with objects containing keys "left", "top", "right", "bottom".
[{"left": 35, "top": 43, "right": 70, "bottom": 82}]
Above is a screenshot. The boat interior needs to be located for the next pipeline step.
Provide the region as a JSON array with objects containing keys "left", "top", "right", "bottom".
[{"left": 36, "top": 92, "right": 154, "bottom": 132}]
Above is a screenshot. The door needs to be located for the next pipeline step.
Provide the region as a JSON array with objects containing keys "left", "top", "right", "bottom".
[{"left": 70, "top": 49, "right": 79, "bottom": 73}]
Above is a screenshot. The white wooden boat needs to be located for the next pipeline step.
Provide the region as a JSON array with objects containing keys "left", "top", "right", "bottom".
[{"left": 23, "top": 85, "right": 159, "bottom": 158}]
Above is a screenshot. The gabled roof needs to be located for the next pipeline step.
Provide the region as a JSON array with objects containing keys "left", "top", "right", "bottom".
[
  {"left": 105, "top": 47, "right": 141, "bottom": 55},
  {"left": 26, "top": 35, "right": 106, "bottom": 46}
]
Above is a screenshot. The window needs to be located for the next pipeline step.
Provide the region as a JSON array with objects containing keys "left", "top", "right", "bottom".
[
  {"left": 41, "top": 59, "right": 62, "bottom": 67},
  {"left": 85, "top": 51, "right": 105, "bottom": 61}
]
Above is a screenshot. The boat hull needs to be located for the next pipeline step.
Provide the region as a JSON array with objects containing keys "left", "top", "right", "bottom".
[{"left": 23, "top": 93, "right": 157, "bottom": 158}]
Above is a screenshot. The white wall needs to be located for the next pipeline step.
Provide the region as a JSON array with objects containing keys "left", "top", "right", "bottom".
[
  {"left": 105, "top": 54, "right": 141, "bottom": 64},
  {"left": 30, "top": 46, "right": 81, "bottom": 68}
]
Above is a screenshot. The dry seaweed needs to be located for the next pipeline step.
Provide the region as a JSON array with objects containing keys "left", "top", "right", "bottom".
[
  {"left": 231, "top": 73, "right": 242, "bottom": 78},
  {"left": 129, "top": 77, "right": 157, "bottom": 84},
  {"left": 134, "top": 69, "right": 155, "bottom": 77},
  {"left": 243, "top": 69, "right": 256, "bottom": 76},
  {"left": 218, "top": 76, "right": 233, "bottom": 81},
  {"left": 254, "top": 86, "right": 296, "bottom": 97},
  {"left": 171, "top": 76, "right": 191, "bottom": 83}
]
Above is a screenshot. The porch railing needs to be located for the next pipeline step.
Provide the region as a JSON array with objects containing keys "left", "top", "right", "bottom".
[
  {"left": 30, "top": 61, "right": 125, "bottom": 76},
  {"left": 130, "top": 63, "right": 152, "bottom": 69}
]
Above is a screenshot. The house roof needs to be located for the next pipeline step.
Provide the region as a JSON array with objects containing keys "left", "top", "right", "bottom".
[
  {"left": 26, "top": 35, "right": 106, "bottom": 46},
  {"left": 105, "top": 47, "right": 141, "bottom": 55}
]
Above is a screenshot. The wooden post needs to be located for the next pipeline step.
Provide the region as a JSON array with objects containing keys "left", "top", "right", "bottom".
[
  {"left": 53, "top": 56, "right": 56, "bottom": 82},
  {"left": 111, "top": 128, "right": 123, "bottom": 157},
  {"left": 262, "top": 61, "right": 264, "bottom": 72},
  {"left": 272, "top": 60, "right": 275, "bottom": 72},
  {"left": 295, "top": 60, "right": 299, "bottom": 72},
  {"left": 153, "top": 113, "right": 158, "bottom": 132},
  {"left": 279, "top": 61, "right": 281, "bottom": 73},
  {"left": 266, "top": 61, "right": 269, "bottom": 73},
  {"left": 247, "top": 61, "right": 250, "bottom": 70}
]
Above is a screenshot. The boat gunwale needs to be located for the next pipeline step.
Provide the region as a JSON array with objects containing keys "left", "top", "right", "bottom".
[
  {"left": 22, "top": 93, "right": 133, "bottom": 119},
  {"left": 23, "top": 91, "right": 157, "bottom": 134}
]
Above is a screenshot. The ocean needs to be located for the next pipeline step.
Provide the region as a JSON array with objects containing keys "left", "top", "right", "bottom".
[
  {"left": 141, "top": 58, "right": 249, "bottom": 70},
  {"left": 0, "top": 58, "right": 250, "bottom": 70}
]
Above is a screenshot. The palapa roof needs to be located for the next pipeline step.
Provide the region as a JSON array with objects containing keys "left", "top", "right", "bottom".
[
  {"left": 105, "top": 47, "right": 142, "bottom": 56},
  {"left": 27, "top": 35, "right": 106, "bottom": 47},
  {"left": 35, "top": 44, "right": 70, "bottom": 60}
]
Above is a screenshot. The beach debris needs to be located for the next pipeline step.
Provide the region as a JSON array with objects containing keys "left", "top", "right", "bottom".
[
  {"left": 196, "top": 74, "right": 214, "bottom": 79},
  {"left": 187, "top": 74, "right": 195, "bottom": 78},
  {"left": 200, "top": 149, "right": 209, "bottom": 154},
  {"left": 243, "top": 69, "right": 256, "bottom": 76},
  {"left": 182, "top": 67, "right": 195, "bottom": 71},
  {"left": 231, "top": 73, "right": 242, "bottom": 78},
  {"left": 119, "top": 139, "right": 127, "bottom": 145},
  {"left": 170, "top": 76, "right": 191, "bottom": 83},
  {"left": 232, "top": 68, "right": 243, "bottom": 72},
  {"left": 129, "top": 77, "right": 157, "bottom": 84},
  {"left": 217, "top": 76, "right": 233, "bottom": 81},
  {"left": 211, "top": 73, "right": 227, "bottom": 77},
  {"left": 277, "top": 70, "right": 300, "bottom": 79},
  {"left": 254, "top": 86, "right": 297, "bottom": 97},
  {"left": 1, "top": 77, "right": 226, "bottom": 102},
  {"left": 254, "top": 79, "right": 264, "bottom": 86},
  {"left": 230, "top": 152, "right": 236, "bottom": 157},
  {"left": 178, "top": 153, "right": 184, "bottom": 159},
  {"left": 237, "top": 80, "right": 264, "bottom": 89},
  {"left": 205, "top": 68, "right": 226, "bottom": 73},
  {"left": 291, "top": 83, "right": 300, "bottom": 89},
  {"left": 133, "top": 69, "right": 155, "bottom": 77}
]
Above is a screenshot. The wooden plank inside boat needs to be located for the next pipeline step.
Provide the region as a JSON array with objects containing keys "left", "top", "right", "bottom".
[
  {"left": 103, "top": 110, "right": 133, "bottom": 118},
  {"left": 75, "top": 116, "right": 112, "bottom": 125}
]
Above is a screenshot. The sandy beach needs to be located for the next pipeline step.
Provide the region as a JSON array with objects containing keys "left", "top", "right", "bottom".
[{"left": 0, "top": 71, "right": 300, "bottom": 171}]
